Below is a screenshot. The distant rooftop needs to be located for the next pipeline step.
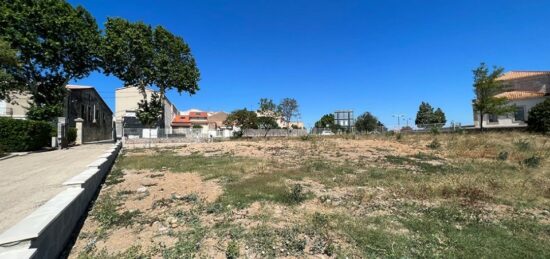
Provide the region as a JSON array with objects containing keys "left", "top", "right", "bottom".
[
  {"left": 494, "top": 90, "right": 546, "bottom": 100},
  {"left": 497, "top": 71, "right": 550, "bottom": 81},
  {"left": 66, "top": 84, "right": 94, "bottom": 89}
]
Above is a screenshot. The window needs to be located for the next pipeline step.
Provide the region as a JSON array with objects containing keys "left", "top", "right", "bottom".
[
  {"left": 488, "top": 114, "right": 498, "bottom": 123},
  {"left": 514, "top": 106, "right": 525, "bottom": 122}
]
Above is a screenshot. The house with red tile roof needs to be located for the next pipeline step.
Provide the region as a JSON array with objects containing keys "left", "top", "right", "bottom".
[{"left": 473, "top": 71, "right": 550, "bottom": 128}]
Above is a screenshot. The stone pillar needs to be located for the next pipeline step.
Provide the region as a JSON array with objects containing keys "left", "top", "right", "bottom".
[{"left": 75, "top": 118, "right": 84, "bottom": 145}]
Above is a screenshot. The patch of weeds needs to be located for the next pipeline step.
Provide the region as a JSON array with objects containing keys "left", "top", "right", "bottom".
[
  {"left": 441, "top": 184, "right": 490, "bottom": 203},
  {"left": 206, "top": 202, "right": 224, "bottom": 214},
  {"left": 312, "top": 212, "right": 330, "bottom": 229},
  {"left": 162, "top": 222, "right": 206, "bottom": 259},
  {"left": 427, "top": 138, "right": 441, "bottom": 149},
  {"left": 173, "top": 209, "right": 201, "bottom": 225},
  {"left": 497, "top": 151, "right": 509, "bottom": 161},
  {"left": 152, "top": 198, "right": 173, "bottom": 209},
  {"left": 118, "top": 153, "right": 258, "bottom": 182},
  {"left": 300, "top": 135, "right": 310, "bottom": 141},
  {"left": 92, "top": 194, "right": 141, "bottom": 227},
  {"left": 285, "top": 184, "right": 308, "bottom": 204},
  {"left": 279, "top": 227, "right": 307, "bottom": 255},
  {"left": 514, "top": 139, "right": 531, "bottom": 151},
  {"left": 105, "top": 167, "right": 124, "bottom": 185},
  {"left": 522, "top": 155, "right": 542, "bottom": 168},
  {"left": 225, "top": 240, "right": 240, "bottom": 259},
  {"left": 247, "top": 225, "right": 277, "bottom": 257},
  {"left": 395, "top": 132, "right": 403, "bottom": 140}
]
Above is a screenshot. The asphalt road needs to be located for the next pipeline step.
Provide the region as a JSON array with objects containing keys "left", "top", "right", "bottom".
[{"left": 0, "top": 143, "right": 112, "bottom": 233}]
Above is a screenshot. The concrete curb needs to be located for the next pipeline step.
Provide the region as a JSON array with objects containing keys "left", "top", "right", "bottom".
[{"left": 0, "top": 141, "right": 122, "bottom": 259}]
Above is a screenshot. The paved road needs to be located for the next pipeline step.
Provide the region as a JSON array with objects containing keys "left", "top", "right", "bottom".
[{"left": 0, "top": 143, "right": 112, "bottom": 233}]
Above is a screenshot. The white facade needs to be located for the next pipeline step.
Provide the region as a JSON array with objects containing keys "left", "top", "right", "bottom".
[{"left": 474, "top": 97, "right": 548, "bottom": 128}]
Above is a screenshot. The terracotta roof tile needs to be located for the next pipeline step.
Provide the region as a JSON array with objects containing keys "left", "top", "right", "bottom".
[
  {"left": 497, "top": 71, "right": 550, "bottom": 81},
  {"left": 494, "top": 91, "right": 546, "bottom": 100}
]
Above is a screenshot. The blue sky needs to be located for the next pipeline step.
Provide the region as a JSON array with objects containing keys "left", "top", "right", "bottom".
[{"left": 68, "top": 0, "right": 550, "bottom": 128}]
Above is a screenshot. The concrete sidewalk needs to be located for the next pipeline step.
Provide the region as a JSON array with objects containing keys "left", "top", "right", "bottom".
[{"left": 0, "top": 143, "right": 113, "bottom": 233}]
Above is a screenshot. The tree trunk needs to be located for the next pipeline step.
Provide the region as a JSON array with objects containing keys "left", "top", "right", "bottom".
[{"left": 479, "top": 112, "right": 484, "bottom": 133}]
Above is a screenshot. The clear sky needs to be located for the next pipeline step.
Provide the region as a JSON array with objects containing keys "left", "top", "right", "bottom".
[{"left": 67, "top": 0, "right": 550, "bottom": 128}]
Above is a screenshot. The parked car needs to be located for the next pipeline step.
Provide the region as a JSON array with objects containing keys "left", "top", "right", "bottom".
[{"left": 321, "top": 130, "right": 334, "bottom": 136}]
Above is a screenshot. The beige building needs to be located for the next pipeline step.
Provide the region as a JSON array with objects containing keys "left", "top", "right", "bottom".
[
  {"left": 0, "top": 94, "right": 31, "bottom": 119},
  {"left": 473, "top": 71, "right": 550, "bottom": 128},
  {"left": 115, "top": 86, "right": 178, "bottom": 137}
]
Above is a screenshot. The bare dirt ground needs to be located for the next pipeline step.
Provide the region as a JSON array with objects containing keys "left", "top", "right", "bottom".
[{"left": 69, "top": 133, "right": 550, "bottom": 258}]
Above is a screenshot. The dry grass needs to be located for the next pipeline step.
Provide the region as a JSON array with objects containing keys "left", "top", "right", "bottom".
[{"left": 69, "top": 132, "right": 550, "bottom": 258}]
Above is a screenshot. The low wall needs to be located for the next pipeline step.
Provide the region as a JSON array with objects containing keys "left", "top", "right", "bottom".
[
  {"left": 0, "top": 141, "right": 122, "bottom": 259},
  {"left": 242, "top": 129, "right": 308, "bottom": 137}
]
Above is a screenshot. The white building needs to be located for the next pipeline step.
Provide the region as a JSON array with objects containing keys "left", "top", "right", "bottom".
[{"left": 473, "top": 71, "right": 550, "bottom": 128}]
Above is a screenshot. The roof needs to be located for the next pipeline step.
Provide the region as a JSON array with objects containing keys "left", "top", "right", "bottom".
[
  {"left": 494, "top": 90, "right": 546, "bottom": 100},
  {"left": 497, "top": 71, "right": 550, "bottom": 81},
  {"left": 66, "top": 85, "right": 93, "bottom": 89}
]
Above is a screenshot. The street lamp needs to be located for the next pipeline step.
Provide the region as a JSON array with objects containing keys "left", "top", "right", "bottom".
[{"left": 392, "top": 114, "right": 405, "bottom": 129}]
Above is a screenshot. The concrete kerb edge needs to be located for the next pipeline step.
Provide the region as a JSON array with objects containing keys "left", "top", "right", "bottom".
[{"left": 0, "top": 142, "right": 122, "bottom": 259}]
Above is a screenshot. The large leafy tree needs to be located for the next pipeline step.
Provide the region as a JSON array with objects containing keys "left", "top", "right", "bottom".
[
  {"left": 415, "top": 102, "right": 446, "bottom": 128},
  {"left": 415, "top": 102, "right": 434, "bottom": 128},
  {"left": 355, "top": 112, "right": 383, "bottom": 132},
  {"left": 472, "top": 63, "right": 515, "bottom": 132},
  {"left": 0, "top": 39, "right": 22, "bottom": 101},
  {"left": 0, "top": 0, "right": 102, "bottom": 121},
  {"left": 314, "top": 114, "right": 342, "bottom": 133},
  {"left": 224, "top": 108, "right": 258, "bottom": 129},
  {"left": 103, "top": 19, "right": 200, "bottom": 127},
  {"left": 278, "top": 98, "right": 300, "bottom": 130},
  {"left": 433, "top": 108, "right": 447, "bottom": 125},
  {"left": 102, "top": 18, "right": 154, "bottom": 93}
]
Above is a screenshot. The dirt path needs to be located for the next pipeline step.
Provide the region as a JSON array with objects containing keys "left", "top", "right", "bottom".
[{"left": 0, "top": 143, "right": 112, "bottom": 233}]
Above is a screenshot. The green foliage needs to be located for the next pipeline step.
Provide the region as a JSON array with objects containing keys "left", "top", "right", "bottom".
[
  {"left": 192, "top": 124, "right": 203, "bottom": 129},
  {"left": 0, "top": 0, "right": 101, "bottom": 121},
  {"left": 497, "top": 151, "right": 509, "bottom": 161},
  {"left": 527, "top": 98, "right": 550, "bottom": 133},
  {"left": 225, "top": 240, "right": 240, "bottom": 259},
  {"left": 314, "top": 113, "right": 343, "bottom": 132},
  {"left": 224, "top": 108, "right": 258, "bottom": 129},
  {"left": 0, "top": 117, "right": 52, "bottom": 152},
  {"left": 355, "top": 112, "right": 383, "bottom": 132},
  {"left": 92, "top": 194, "right": 140, "bottom": 227},
  {"left": 67, "top": 127, "right": 77, "bottom": 143},
  {"left": 472, "top": 63, "right": 515, "bottom": 131},
  {"left": 287, "top": 183, "right": 307, "bottom": 204},
  {"left": 522, "top": 155, "right": 541, "bottom": 168},
  {"left": 427, "top": 139, "right": 441, "bottom": 149},
  {"left": 0, "top": 39, "right": 24, "bottom": 101},
  {"left": 415, "top": 102, "right": 446, "bottom": 128},
  {"left": 136, "top": 92, "right": 162, "bottom": 127},
  {"left": 256, "top": 116, "right": 278, "bottom": 130},
  {"left": 102, "top": 18, "right": 200, "bottom": 97}
]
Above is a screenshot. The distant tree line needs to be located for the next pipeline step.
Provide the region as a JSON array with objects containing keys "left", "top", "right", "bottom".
[
  {"left": 0, "top": 0, "right": 200, "bottom": 124},
  {"left": 224, "top": 97, "right": 301, "bottom": 136}
]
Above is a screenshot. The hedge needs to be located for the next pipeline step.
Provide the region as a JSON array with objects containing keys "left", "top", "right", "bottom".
[
  {"left": 0, "top": 117, "right": 53, "bottom": 152},
  {"left": 528, "top": 98, "right": 550, "bottom": 134}
]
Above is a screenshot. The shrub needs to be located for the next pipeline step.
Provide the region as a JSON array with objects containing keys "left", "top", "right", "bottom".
[
  {"left": 225, "top": 240, "right": 240, "bottom": 259},
  {"left": 427, "top": 139, "right": 441, "bottom": 149},
  {"left": 497, "top": 151, "right": 509, "bottom": 161},
  {"left": 67, "top": 127, "right": 77, "bottom": 144},
  {"left": 0, "top": 117, "right": 52, "bottom": 152},
  {"left": 522, "top": 155, "right": 542, "bottom": 168},
  {"left": 430, "top": 127, "right": 440, "bottom": 135},
  {"left": 287, "top": 184, "right": 307, "bottom": 204},
  {"left": 527, "top": 98, "right": 550, "bottom": 133}
]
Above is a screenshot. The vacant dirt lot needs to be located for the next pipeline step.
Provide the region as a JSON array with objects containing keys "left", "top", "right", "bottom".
[{"left": 69, "top": 133, "right": 550, "bottom": 258}]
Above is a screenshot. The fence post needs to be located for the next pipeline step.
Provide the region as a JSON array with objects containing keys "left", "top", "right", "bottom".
[{"left": 75, "top": 118, "right": 84, "bottom": 145}]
